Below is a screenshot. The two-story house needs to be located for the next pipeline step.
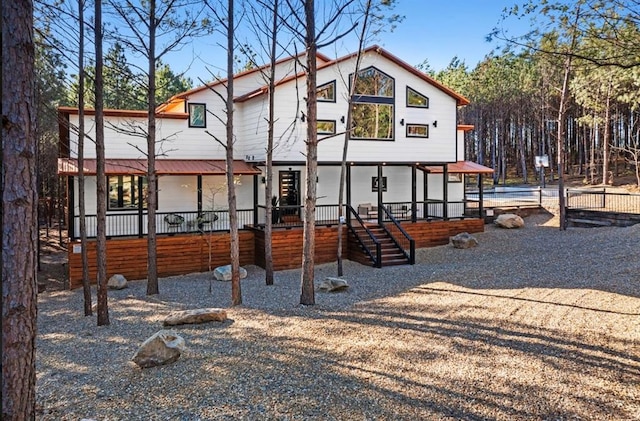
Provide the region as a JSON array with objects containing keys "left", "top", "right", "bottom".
[{"left": 58, "top": 46, "right": 493, "bottom": 287}]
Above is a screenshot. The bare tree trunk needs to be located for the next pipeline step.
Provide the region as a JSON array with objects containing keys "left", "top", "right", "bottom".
[
  {"left": 264, "top": 0, "right": 279, "bottom": 286},
  {"left": 337, "top": 0, "right": 371, "bottom": 276},
  {"left": 146, "top": 0, "right": 159, "bottom": 295},
  {"left": 300, "top": 0, "right": 317, "bottom": 305},
  {"left": 78, "top": 0, "right": 92, "bottom": 316},
  {"left": 95, "top": 0, "right": 110, "bottom": 325},
  {"left": 602, "top": 80, "right": 612, "bottom": 185},
  {"left": 2, "top": 0, "right": 38, "bottom": 417},
  {"left": 226, "top": 0, "right": 241, "bottom": 305}
]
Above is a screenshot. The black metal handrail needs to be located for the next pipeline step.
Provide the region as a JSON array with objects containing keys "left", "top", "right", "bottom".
[
  {"left": 254, "top": 204, "right": 341, "bottom": 228},
  {"left": 380, "top": 205, "right": 415, "bottom": 264},
  {"left": 345, "top": 204, "right": 382, "bottom": 268}
]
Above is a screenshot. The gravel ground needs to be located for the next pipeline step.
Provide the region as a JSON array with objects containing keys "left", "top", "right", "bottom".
[{"left": 36, "top": 212, "right": 640, "bottom": 420}]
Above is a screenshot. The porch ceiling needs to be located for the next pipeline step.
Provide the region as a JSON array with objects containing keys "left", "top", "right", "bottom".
[
  {"left": 419, "top": 161, "right": 494, "bottom": 174},
  {"left": 57, "top": 158, "right": 261, "bottom": 176}
]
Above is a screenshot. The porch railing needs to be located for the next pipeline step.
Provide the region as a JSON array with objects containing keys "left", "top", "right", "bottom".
[
  {"left": 254, "top": 204, "right": 341, "bottom": 228},
  {"left": 71, "top": 209, "right": 254, "bottom": 240},
  {"left": 379, "top": 205, "right": 415, "bottom": 264},
  {"left": 466, "top": 187, "right": 543, "bottom": 209}
]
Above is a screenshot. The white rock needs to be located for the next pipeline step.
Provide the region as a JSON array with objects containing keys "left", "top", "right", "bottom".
[
  {"left": 318, "top": 277, "right": 349, "bottom": 292},
  {"left": 495, "top": 213, "right": 525, "bottom": 229},
  {"left": 131, "top": 330, "right": 186, "bottom": 369},
  {"left": 163, "top": 308, "right": 228, "bottom": 326},
  {"left": 213, "top": 265, "right": 248, "bottom": 281},
  {"left": 450, "top": 232, "right": 478, "bottom": 249},
  {"left": 107, "top": 274, "right": 128, "bottom": 290}
]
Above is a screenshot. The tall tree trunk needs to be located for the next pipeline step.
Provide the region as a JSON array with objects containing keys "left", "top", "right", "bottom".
[
  {"left": 2, "top": 0, "right": 38, "bottom": 417},
  {"left": 602, "top": 80, "right": 612, "bottom": 185},
  {"left": 78, "top": 0, "right": 92, "bottom": 316},
  {"left": 226, "top": 0, "right": 241, "bottom": 305},
  {"left": 264, "top": 0, "right": 278, "bottom": 286},
  {"left": 337, "top": 0, "right": 371, "bottom": 277},
  {"left": 94, "top": 0, "right": 110, "bottom": 325},
  {"left": 300, "top": 0, "right": 317, "bottom": 305},
  {"left": 146, "top": 0, "right": 159, "bottom": 295}
]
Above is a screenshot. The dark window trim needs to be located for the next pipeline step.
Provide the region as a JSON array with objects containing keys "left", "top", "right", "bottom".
[
  {"left": 406, "top": 123, "right": 429, "bottom": 138},
  {"left": 107, "top": 175, "right": 150, "bottom": 212},
  {"left": 349, "top": 66, "right": 396, "bottom": 141},
  {"left": 188, "top": 102, "right": 207, "bottom": 128},
  {"left": 317, "top": 80, "right": 336, "bottom": 103},
  {"left": 317, "top": 119, "right": 336, "bottom": 135},
  {"left": 406, "top": 86, "right": 429, "bottom": 108}
]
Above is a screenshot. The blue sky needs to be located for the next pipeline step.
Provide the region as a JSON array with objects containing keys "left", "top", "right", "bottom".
[{"left": 167, "top": 0, "right": 531, "bottom": 82}]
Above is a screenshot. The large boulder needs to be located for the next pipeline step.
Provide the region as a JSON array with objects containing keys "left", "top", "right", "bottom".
[
  {"left": 107, "top": 274, "right": 128, "bottom": 290},
  {"left": 131, "top": 330, "right": 186, "bottom": 369},
  {"left": 163, "top": 308, "right": 228, "bottom": 326},
  {"left": 495, "top": 213, "right": 525, "bottom": 229},
  {"left": 450, "top": 232, "right": 478, "bottom": 249},
  {"left": 213, "top": 265, "right": 248, "bottom": 281},
  {"left": 318, "top": 277, "right": 349, "bottom": 292}
]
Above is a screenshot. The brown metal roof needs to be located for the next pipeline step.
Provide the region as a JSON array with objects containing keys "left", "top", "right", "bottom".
[
  {"left": 58, "top": 158, "right": 261, "bottom": 176},
  {"left": 420, "top": 161, "right": 494, "bottom": 174}
]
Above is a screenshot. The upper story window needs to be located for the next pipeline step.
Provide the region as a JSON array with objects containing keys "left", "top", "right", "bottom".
[
  {"left": 406, "top": 123, "right": 429, "bottom": 138},
  {"left": 108, "top": 175, "right": 148, "bottom": 211},
  {"left": 407, "top": 87, "right": 429, "bottom": 108},
  {"left": 351, "top": 67, "right": 395, "bottom": 141},
  {"left": 188, "top": 103, "right": 206, "bottom": 128},
  {"left": 317, "top": 120, "right": 336, "bottom": 135},
  {"left": 317, "top": 81, "right": 336, "bottom": 102}
]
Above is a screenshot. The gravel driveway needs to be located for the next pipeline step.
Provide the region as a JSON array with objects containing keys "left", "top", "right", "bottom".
[{"left": 36, "top": 212, "right": 640, "bottom": 420}]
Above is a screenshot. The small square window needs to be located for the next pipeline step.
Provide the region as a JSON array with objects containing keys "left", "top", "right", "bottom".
[
  {"left": 371, "top": 176, "right": 387, "bottom": 192},
  {"left": 317, "top": 81, "right": 336, "bottom": 102},
  {"left": 317, "top": 120, "right": 336, "bottom": 135},
  {"left": 188, "top": 103, "right": 206, "bottom": 128},
  {"left": 406, "top": 124, "right": 429, "bottom": 138},
  {"left": 448, "top": 173, "right": 462, "bottom": 183}
]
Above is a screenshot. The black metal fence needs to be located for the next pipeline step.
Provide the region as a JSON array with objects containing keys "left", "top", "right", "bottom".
[
  {"left": 566, "top": 189, "right": 640, "bottom": 214},
  {"left": 466, "top": 187, "right": 543, "bottom": 209}
]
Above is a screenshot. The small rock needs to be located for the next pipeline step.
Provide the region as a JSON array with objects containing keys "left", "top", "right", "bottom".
[
  {"left": 450, "top": 232, "right": 478, "bottom": 249},
  {"left": 495, "top": 213, "right": 525, "bottom": 229},
  {"left": 163, "top": 308, "right": 228, "bottom": 326},
  {"left": 318, "top": 277, "right": 349, "bottom": 292},
  {"left": 107, "top": 274, "right": 128, "bottom": 290},
  {"left": 131, "top": 330, "right": 185, "bottom": 369},
  {"left": 213, "top": 265, "right": 248, "bottom": 281}
]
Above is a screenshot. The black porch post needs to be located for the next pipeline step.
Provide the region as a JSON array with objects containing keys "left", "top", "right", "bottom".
[
  {"left": 478, "top": 173, "right": 484, "bottom": 219},
  {"left": 411, "top": 165, "right": 417, "bottom": 222},
  {"left": 138, "top": 176, "right": 144, "bottom": 238},
  {"left": 253, "top": 174, "right": 258, "bottom": 226},
  {"left": 424, "top": 171, "right": 428, "bottom": 219},
  {"left": 377, "top": 164, "right": 383, "bottom": 225},
  {"left": 68, "top": 176, "right": 75, "bottom": 240},
  {"left": 346, "top": 165, "right": 352, "bottom": 224},
  {"left": 443, "top": 164, "right": 449, "bottom": 220},
  {"left": 197, "top": 175, "right": 203, "bottom": 215}
]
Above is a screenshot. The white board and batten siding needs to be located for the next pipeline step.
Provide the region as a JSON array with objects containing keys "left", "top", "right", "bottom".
[{"left": 241, "top": 50, "right": 460, "bottom": 164}]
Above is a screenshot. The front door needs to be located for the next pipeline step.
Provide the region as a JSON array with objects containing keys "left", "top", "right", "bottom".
[{"left": 279, "top": 170, "right": 300, "bottom": 216}]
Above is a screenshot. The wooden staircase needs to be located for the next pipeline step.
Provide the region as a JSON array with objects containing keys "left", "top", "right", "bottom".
[{"left": 347, "top": 224, "right": 410, "bottom": 267}]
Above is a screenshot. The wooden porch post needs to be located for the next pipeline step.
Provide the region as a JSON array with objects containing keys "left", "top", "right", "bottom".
[
  {"left": 377, "top": 164, "right": 383, "bottom": 225},
  {"left": 443, "top": 164, "right": 449, "bottom": 220},
  {"left": 411, "top": 165, "right": 417, "bottom": 222}
]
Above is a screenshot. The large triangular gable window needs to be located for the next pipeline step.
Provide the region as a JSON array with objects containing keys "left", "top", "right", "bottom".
[
  {"left": 350, "top": 66, "right": 395, "bottom": 141},
  {"left": 406, "top": 87, "right": 429, "bottom": 108}
]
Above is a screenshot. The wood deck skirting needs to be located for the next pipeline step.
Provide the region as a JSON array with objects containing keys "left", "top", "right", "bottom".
[
  {"left": 67, "top": 232, "right": 255, "bottom": 289},
  {"left": 66, "top": 219, "right": 484, "bottom": 289}
]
